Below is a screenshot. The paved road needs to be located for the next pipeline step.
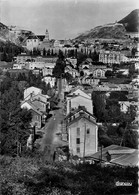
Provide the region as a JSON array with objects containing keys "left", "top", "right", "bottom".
[
  {"left": 40, "top": 99, "right": 67, "bottom": 161},
  {"left": 39, "top": 78, "right": 68, "bottom": 161}
]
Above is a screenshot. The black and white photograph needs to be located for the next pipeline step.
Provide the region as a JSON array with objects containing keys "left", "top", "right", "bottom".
[{"left": 0, "top": 0, "right": 138, "bottom": 194}]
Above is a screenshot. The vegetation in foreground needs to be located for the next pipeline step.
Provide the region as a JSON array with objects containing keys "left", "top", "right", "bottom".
[{"left": 0, "top": 154, "right": 138, "bottom": 195}]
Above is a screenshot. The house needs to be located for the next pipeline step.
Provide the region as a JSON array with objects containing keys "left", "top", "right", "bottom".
[
  {"left": 53, "top": 40, "right": 61, "bottom": 48},
  {"left": 134, "top": 62, "right": 139, "bottom": 70},
  {"left": 26, "top": 35, "right": 40, "bottom": 51},
  {"left": 21, "top": 100, "right": 46, "bottom": 128},
  {"left": 42, "top": 76, "right": 56, "bottom": 87},
  {"left": 66, "top": 57, "right": 77, "bottom": 68},
  {"left": 0, "top": 61, "right": 13, "bottom": 71},
  {"left": 90, "top": 144, "right": 138, "bottom": 167},
  {"left": 93, "top": 68, "right": 106, "bottom": 78},
  {"left": 66, "top": 94, "right": 93, "bottom": 115},
  {"left": 99, "top": 50, "right": 121, "bottom": 64},
  {"left": 13, "top": 63, "right": 25, "bottom": 69},
  {"left": 79, "top": 59, "right": 92, "bottom": 76},
  {"left": 24, "top": 86, "right": 42, "bottom": 100},
  {"left": 119, "top": 101, "right": 130, "bottom": 113},
  {"left": 16, "top": 53, "right": 32, "bottom": 64},
  {"left": 21, "top": 90, "right": 50, "bottom": 128},
  {"left": 31, "top": 93, "right": 50, "bottom": 103},
  {"left": 116, "top": 69, "right": 129, "bottom": 76},
  {"left": 119, "top": 101, "right": 138, "bottom": 113},
  {"left": 42, "top": 66, "right": 54, "bottom": 76},
  {"left": 65, "top": 65, "right": 79, "bottom": 78},
  {"left": 33, "top": 56, "right": 58, "bottom": 63},
  {"left": 68, "top": 88, "right": 91, "bottom": 99},
  {"left": 25, "top": 61, "right": 46, "bottom": 70},
  {"left": 65, "top": 107, "right": 98, "bottom": 157},
  {"left": 81, "top": 75, "right": 100, "bottom": 85}
]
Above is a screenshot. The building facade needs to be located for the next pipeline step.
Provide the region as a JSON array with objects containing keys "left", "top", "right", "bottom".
[{"left": 66, "top": 108, "right": 98, "bottom": 157}]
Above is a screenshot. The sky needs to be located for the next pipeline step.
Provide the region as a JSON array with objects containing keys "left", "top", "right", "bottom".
[{"left": 0, "top": 0, "right": 138, "bottom": 39}]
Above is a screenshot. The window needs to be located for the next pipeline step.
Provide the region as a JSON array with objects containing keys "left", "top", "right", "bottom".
[
  {"left": 76, "top": 138, "right": 80, "bottom": 144},
  {"left": 77, "top": 128, "right": 80, "bottom": 136},
  {"left": 76, "top": 147, "right": 80, "bottom": 153},
  {"left": 87, "top": 129, "right": 90, "bottom": 134}
]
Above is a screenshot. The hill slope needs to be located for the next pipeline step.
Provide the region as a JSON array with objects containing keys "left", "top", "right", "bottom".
[
  {"left": 0, "top": 22, "right": 33, "bottom": 45},
  {"left": 75, "top": 23, "right": 127, "bottom": 40},
  {"left": 0, "top": 22, "right": 9, "bottom": 42},
  {"left": 118, "top": 9, "right": 139, "bottom": 32}
]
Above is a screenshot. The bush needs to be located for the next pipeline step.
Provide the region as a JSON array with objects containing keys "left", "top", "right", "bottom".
[{"left": 0, "top": 157, "right": 138, "bottom": 195}]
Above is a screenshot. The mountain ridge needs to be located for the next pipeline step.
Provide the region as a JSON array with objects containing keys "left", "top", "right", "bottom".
[
  {"left": 118, "top": 9, "right": 139, "bottom": 32},
  {"left": 75, "top": 22, "right": 127, "bottom": 40},
  {"left": 74, "top": 9, "right": 138, "bottom": 41}
]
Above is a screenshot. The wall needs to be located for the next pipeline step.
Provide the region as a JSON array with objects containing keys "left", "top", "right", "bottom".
[
  {"left": 69, "top": 118, "right": 98, "bottom": 157},
  {"left": 31, "top": 110, "right": 42, "bottom": 128},
  {"left": 24, "top": 87, "right": 42, "bottom": 100},
  {"left": 67, "top": 96, "right": 93, "bottom": 115}
]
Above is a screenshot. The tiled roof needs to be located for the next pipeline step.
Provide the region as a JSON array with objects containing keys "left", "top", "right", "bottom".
[
  {"left": 21, "top": 100, "right": 43, "bottom": 115},
  {"left": 67, "top": 114, "right": 97, "bottom": 126},
  {"left": 27, "top": 35, "right": 39, "bottom": 40},
  {"left": 65, "top": 106, "right": 96, "bottom": 121},
  {"left": 90, "top": 144, "right": 138, "bottom": 166},
  {"left": 37, "top": 35, "right": 45, "bottom": 41}
]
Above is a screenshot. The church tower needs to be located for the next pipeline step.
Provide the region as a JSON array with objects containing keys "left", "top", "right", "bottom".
[{"left": 45, "top": 29, "right": 49, "bottom": 40}]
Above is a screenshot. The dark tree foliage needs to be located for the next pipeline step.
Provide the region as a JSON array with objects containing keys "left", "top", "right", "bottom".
[
  {"left": 0, "top": 69, "right": 53, "bottom": 155},
  {"left": 1, "top": 158, "right": 137, "bottom": 195},
  {"left": 0, "top": 81, "right": 32, "bottom": 156},
  {"left": 77, "top": 52, "right": 87, "bottom": 68},
  {"left": 89, "top": 50, "right": 99, "bottom": 61},
  {"left": 0, "top": 41, "right": 25, "bottom": 62},
  {"left": 53, "top": 50, "right": 66, "bottom": 78},
  {"left": 105, "top": 70, "right": 114, "bottom": 77},
  {"left": 92, "top": 92, "right": 107, "bottom": 122},
  {"left": 63, "top": 72, "right": 73, "bottom": 83},
  {"left": 109, "top": 91, "right": 128, "bottom": 101}
]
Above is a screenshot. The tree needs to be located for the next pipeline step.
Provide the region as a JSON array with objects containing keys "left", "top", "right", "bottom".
[
  {"left": 80, "top": 71, "right": 84, "bottom": 77},
  {"left": 63, "top": 72, "right": 73, "bottom": 83},
  {"left": 91, "top": 50, "right": 99, "bottom": 61},
  {"left": 0, "top": 84, "right": 32, "bottom": 156},
  {"left": 105, "top": 70, "right": 114, "bottom": 77},
  {"left": 47, "top": 49, "right": 50, "bottom": 56},
  {"left": 51, "top": 49, "right": 54, "bottom": 56},
  {"left": 109, "top": 91, "right": 128, "bottom": 101},
  {"left": 33, "top": 48, "right": 38, "bottom": 56},
  {"left": 53, "top": 53, "right": 66, "bottom": 78},
  {"left": 92, "top": 92, "right": 107, "bottom": 122}
]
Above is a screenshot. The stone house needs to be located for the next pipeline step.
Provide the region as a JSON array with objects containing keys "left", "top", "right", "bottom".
[
  {"left": 68, "top": 88, "right": 91, "bottom": 99},
  {"left": 42, "top": 76, "right": 56, "bottom": 87},
  {"left": 21, "top": 100, "right": 46, "bottom": 128},
  {"left": 66, "top": 94, "right": 93, "bottom": 115},
  {"left": 24, "top": 86, "right": 42, "bottom": 100},
  {"left": 65, "top": 107, "right": 98, "bottom": 157}
]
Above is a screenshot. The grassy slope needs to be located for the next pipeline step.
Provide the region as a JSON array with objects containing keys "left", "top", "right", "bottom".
[{"left": 0, "top": 155, "right": 138, "bottom": 195}]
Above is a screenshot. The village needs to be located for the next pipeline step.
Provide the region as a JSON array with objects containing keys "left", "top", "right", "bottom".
[
  {"left": 0, "top": 27, "right": 138, "bottom": 167},
  {"left": 0, "top": 3, "right": 139, "bottom": 193}
]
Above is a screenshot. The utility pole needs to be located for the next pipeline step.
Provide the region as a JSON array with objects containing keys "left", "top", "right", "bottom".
[{"left": 83, "top": 123, "right": 86, "bottom": 162}]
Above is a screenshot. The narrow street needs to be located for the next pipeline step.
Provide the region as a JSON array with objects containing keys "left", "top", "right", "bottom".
[{"left": 39, "top": 78, "right": 67, "bottom": 161}]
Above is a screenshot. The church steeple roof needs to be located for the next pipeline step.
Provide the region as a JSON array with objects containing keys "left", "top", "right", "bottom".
[{"left": 45, "top": 29, "right": 49, "bottom": 40}]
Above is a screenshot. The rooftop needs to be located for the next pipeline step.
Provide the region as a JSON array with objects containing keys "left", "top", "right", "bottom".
[{"left": 90, "top": 144, "right": 138, "bottom": 166}]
